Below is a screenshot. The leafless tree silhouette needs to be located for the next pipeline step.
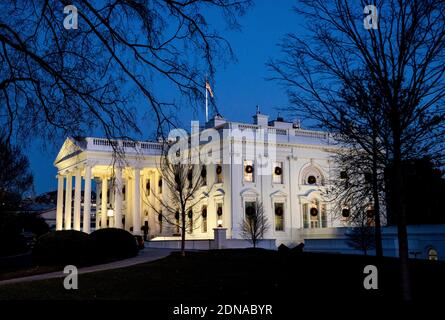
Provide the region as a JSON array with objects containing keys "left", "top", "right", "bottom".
[
  {"left": 0, "top": 0, "right": 251, "bottom": 146},
  {"left": 240, "top": 201, "right": 269, "bottom": 248},
  {"left": 269, "top": 1, "right": 445, "bottom": 300},
  {"left": 143, "top": 145, "right": 208, "bottom": 257}
]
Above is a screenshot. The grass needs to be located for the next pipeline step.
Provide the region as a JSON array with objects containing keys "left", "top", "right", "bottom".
[{"left": 0, "top": 249, "right": 444, "bottom": 301}]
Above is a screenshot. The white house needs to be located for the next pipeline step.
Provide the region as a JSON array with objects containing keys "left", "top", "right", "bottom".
[
  {"left": 54, "top": 112, "right": 341, "bottom": 244},
  {"left": 53, "top": 111, "right": 445, "bottom": 260}
]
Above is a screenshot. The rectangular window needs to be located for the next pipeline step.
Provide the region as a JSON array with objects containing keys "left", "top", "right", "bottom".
[
  {"left": 188, "top": 210, "right": 193, "bottom": 233},
  {"left": 216, "top": 203, "right": 223, "bottom": 227},
  {"left": 321, "top": 204, "right": 327, "bottom": 228},
  {"left": 243, "top": 160, "right": 254, "bottom": 182},
  {"left": 245, "top": 201, "right": 256, "bottom": 217},
  {"left": 201, "top": 166, "right": 207, "bottom": 186},
  {"left": 201, "top": 206, "right": 207, "bottom": 233},
  {"left": 187, "top": 169, "right": 193, "bottom": 189},
  {"left": 146, "top": 179, "right": 151, "bottom": 196},
  {"left": 303, "top": 204, "right": 309, "bottom": 228},
  {"left": 273, "top": 162, "right": 283, "bottom": 184},
  {"left": 274, "top": 203, "right": 284, "bottom": 231},
  {"left": 158, "top": 212, "right": 162, "bottom": 233},
  {"left": 216, "top": 164, "right": 223, "bottom": 183}
]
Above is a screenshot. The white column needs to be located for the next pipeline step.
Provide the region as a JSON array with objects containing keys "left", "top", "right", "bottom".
[
  {"left": 56, "top": 174, "right": 64, "bottom": 230},
  {"left": 64, "top": 173, "right": 72, "bottom": 230},
  {"left": 83, "top": 165, "right": 92, "bottom": 233},
  {"left": 95, "top": 179, "right": 101, "bottom": 229},
  {"left": 125, "top": 177, "right": 132, "bottom": 231},
  {"left": 133, "top": 168, "right": 141, "bottom": 235},
  {"left": 101, "top": 176, "right": 108, "bottom": 228},
  {"left": 114, "top": 167, "right": 123, "bottom": 229},
  {"left": 73, "top": 168, "right": 82, "bottom": 231}
]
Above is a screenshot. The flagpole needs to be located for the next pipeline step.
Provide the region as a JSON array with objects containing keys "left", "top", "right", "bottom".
[{"left": 205, "top": 81, "right": 208, "bottom": 123}]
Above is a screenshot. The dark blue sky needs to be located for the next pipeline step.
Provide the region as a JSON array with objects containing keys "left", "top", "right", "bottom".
[{"left": 29, "top": 0, "right": 298, "bottom": 195}]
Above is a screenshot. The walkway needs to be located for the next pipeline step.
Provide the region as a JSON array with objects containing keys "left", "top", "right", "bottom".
[{"left": 0, "top": 248, "right": 173, "bottom": 286}]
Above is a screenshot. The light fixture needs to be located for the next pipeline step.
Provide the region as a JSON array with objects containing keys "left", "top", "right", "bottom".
[
  {"left": 107, "top": 209, "right": 114, "bottom": 217},
  {"left": 217, "top": 219, "right": 223, "bottom": 227}
]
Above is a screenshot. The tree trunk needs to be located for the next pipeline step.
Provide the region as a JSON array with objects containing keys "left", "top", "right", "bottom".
[
  {"left": 181, "top": 211, "right": 186, "bottom": 257},
  {"left": 392, "top": 127, "right": 412, "bottom": 300}
]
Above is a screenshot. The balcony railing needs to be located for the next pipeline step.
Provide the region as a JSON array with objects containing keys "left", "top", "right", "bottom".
[{"left": 86, "top": 138, "right": 163, "bottom": 154}]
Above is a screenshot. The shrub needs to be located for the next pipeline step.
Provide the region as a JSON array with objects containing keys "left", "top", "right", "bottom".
[
  {"left": 0, "top": 213, "right": 28, "bottom": 256},
  {"left": 89, "top": 228, "right": 138, "bottom": 264},
  {"left": 32, "top": 230, "right": 90, "bottom": 266}
]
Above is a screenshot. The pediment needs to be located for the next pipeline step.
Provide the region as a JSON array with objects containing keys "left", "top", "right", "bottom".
[
  {"left": 269, "top": 190, "right": 288, "bottom": 198},
  {"left": 240, "top": 188, "right": 259, "bottom": 197},
  {"left": 213, "top": 188, "right": 225, "bottom": 197},
  {"left": 298, "top": 188, "right": 321, "bottom": 199},
  {"left": 54, "top": 137, "right": 85, "bottom": 165}
]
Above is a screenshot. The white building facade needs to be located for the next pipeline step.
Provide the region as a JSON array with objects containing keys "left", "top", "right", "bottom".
[{"left": 54, "top": 112, "right": 343, "bottom": 246}]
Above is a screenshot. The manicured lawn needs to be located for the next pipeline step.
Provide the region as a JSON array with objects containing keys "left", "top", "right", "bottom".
[{"left": 0, "top": 249, "right": 443, "bottom": 301}]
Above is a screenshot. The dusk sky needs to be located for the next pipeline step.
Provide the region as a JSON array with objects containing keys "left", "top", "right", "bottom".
[{"left": 29, "top": 0, "right": 299, "bottom": 195}]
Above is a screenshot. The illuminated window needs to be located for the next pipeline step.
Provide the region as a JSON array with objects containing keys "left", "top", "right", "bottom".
[
  {"left": 302, "top": 203, "right": 309, "bottom": 228},
  {"left": 201, "top": 206, "right": 207, "bottom": 232},
  {"left": 216, "top": 203, "right": 223, "bottom": 227},
  {"left": 146, "top": 179, "right": 151, "bottom": 196},
  {"left": 273, "top": 162, "right": 283, "bottom": 184},
  {"left": 244, "top": 160, "right": 254, "bottom": 182},
  {"left": 158, "top": 212, "right": 162, "bottom": 233},
  {"left": 303, "top": 199, "right": 327, "bottom": 229},
  {"left": 175, "top": 210, "right": 180, "bottom": 234},
  {"left": 201, "top": 166, "right": 207, "bottom": 186},
  {"left": 428, "top": 248, "right": 438, "bottom": 261},
  {"left": 187, "top": 169, "right": 193, "bottom": 189},
  {"left": 188, "top": 210, "right": 193, "bottom": 233},
  {"left": 274, "top": 203, "right": 284, "bottom": 231},
  {"left": 216, "top": 164, "right": 223, "bottom": 183}
]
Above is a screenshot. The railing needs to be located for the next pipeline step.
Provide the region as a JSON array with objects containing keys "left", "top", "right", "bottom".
[
  {"left": 235, "top": 123, "right": 330, "bottom": 141},
  {"left": 294, "top": 129, "right": 329, "bottom": 140},
  {"left": 87, "top": 138, "right": 163, "bottom": 153}
]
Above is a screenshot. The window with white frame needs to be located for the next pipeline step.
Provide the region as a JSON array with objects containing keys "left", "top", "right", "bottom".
[
  {"left": 201, "top": 206, "right": 207, "bottom": 233},
  {"left": 216, "top": 164, "right": 223, "bottom": 183},
  {"left": 428, "top": 248, "right": 438, "bottom": 261},
  {"left": 245, "top": 201, "right": 256, "bottom": 221},
  {"left": 274, "top": 202, "right": 284, "bottom": 231},
  {"left": 244, "top": 160, "right": 254, "bottom": 182},
  {"left": 302, "top": 199, "right": 327, "bottom": 229},
  {"left": 273, "top": 162, "right": 283, "bottom": 184},
  {"left": 216, "top": 203, "right": 223, "bottom": 226},
  {"left": 188, "top": 210, "right": 193, "bottom": 233}
]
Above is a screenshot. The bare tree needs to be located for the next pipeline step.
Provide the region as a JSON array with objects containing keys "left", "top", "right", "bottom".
[
  {"left": 0, "top": 134, "right": 33, "bottom": 212},
  {"left": 269, "top": 1, "right": 445, "bottom": 300},
  {"left": 240, "top": 201, "right": 269, "bottom": 249},
  {"left": 346, "top": 224, "right": 376, "bottom": 256},
  {"left": 323, "top": 76, "right": 388, "bottom": 257},
  {"left": 0, "top": 0, "right": 251, "bottom": 146},
  {"left": 143, "top": 147, "right": 207, "bottom": 257}
]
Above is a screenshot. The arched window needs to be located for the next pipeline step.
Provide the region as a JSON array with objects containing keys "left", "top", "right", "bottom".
[
  {"left": 428, "top": 248, "right": 438, "bottom": 261},
  {"left": 300, "top": 165, "right": 325, "bottom": 186}
]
